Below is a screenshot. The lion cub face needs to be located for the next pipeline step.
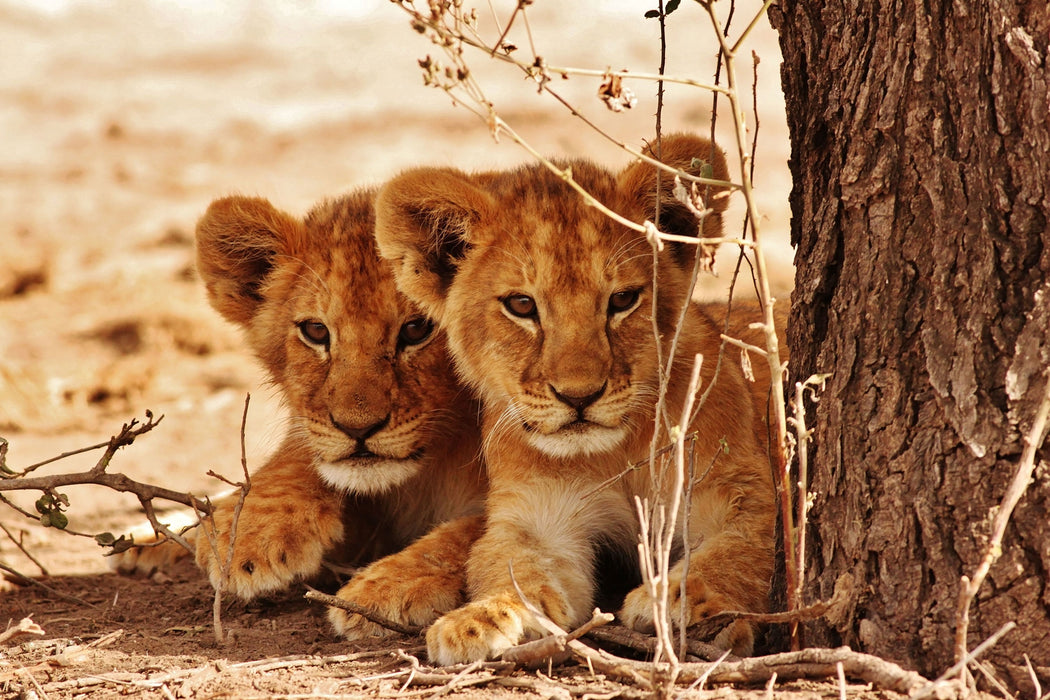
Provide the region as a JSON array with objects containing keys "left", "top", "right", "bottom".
[
  {"left": 376, "top": 137, "right": 728, "bottom": 459},
  {"left": 196, "top": 192, "right": 470, "bottom": 493},
  {"left": 441, "top": 166, "right": 661, "bottom": 458}
]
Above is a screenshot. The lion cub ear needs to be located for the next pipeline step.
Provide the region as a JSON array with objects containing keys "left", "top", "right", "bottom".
[
  {"left": 195, "top": 196, "right": 304, "bottom": 326},
  {"left": 374, "top": 168, "right": 496, "bottom": 322},
  {"left": 619, "top": 133, "right": 731, "bottom": 259}
]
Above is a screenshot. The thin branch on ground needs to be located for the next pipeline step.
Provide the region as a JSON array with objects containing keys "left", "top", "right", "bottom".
[
  {"left": 501, "top": 608, "right": 615, "bottom": 666},
  {"left": 0, "top": 560, "right": 98, "bottom": 608},
  {"left": 304, "top": 588, "right": 424, "bottom": 637},
  {"left": 569, "top": 643, "right": 929, "bottom": 695},
  {"left": 0, "top": 617, "right": 44, "bottom": 645},
  {"left": 585, "top": 624, "right": 735, "bottom": 663}
]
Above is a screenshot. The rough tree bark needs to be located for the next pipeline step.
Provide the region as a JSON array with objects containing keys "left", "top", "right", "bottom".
[{"left": 769, "top": 0, "right": 1050, "bottom": 690}]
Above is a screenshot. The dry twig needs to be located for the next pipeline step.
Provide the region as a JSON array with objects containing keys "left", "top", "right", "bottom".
[
  {"left": 0, "top": 617, "right": 44, "bottom": 645},
  {"left": 0, "top": 411, "right": 210, "bottom": 553},
  {"left": 569, "top": 644, "right": 928, "bottom": 695},
  {"left": 206, "top": 393, "right": 254, "bottom": 645},
  {"left": 0, "top": 522, "right": 49, "bottom": 575},
  {"left": 304, "top": 588, "right": 424, "bottom": 637}
]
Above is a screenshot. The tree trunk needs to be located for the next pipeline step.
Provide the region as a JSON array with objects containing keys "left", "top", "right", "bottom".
[{"left": 770, "top": 0, "right": 1050, "bottom": 689}]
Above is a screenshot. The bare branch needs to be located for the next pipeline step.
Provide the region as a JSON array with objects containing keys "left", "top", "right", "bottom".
[
  {"left": 567, "top": 643, "right": 928, "bottom": 695},
  {"left": 0, "top": 413, "right": 211, "bottom": 516},
  {"left": 0, "top": 561, "right": 97, "bottom": 608},
  {"left": 304, "top": 588, "right": 424, "bottom": 637},
  {"left": 211, "top": 393, "right": 254, "bottom": 645},
  {"left": 1, "top": 522, "right": 49, "bottom": 575}
]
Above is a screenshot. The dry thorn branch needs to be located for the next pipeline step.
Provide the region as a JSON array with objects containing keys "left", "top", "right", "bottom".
[
  {"left": 916, "top": 621, "right": 1017, "bottom": 700},
  {"left": 585, "top": 624, "right": 735, "bottom": 664},
  {"left": 784, "top": 373, "right": 830, "bottom": 643},
  {"left": 501, "top": 608, "right": 615, "bottom": 666},
  {"left": 567, "top": 643, "right": 928, "bottom": 695}
]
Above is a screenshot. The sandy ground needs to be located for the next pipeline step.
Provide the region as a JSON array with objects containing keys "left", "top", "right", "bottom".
[{"left": 0, "top": 2, "right": 803, "bottom": 696}]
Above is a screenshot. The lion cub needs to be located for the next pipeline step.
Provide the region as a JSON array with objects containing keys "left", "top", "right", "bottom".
[
  {"left": 118, "top": 192, "right": 487, "bottom": 637},
  {"left": 375, "top": 134, "right": 776, "bottom": 663}
]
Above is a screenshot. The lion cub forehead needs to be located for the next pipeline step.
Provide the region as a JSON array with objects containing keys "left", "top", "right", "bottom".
[
  {"left": 486, "top": 162, "right": 651, "bottom": 285},
  {"left": 287, "top": 194, "right": 405, "bottom": 317}
]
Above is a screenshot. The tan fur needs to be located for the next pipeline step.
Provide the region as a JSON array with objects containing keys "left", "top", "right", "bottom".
[
  {"left": 115, "top": 192, "right": 486, "bottom": 638},
  {"left": 375, "top": 134, "right": 777, "bottom": 663}
]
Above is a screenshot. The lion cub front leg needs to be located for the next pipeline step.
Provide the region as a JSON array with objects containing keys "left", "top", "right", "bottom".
[
  {"left": 196, "top": 447, "right": 345, "bottom": 599},
  {"left": 425, "top": 484, "right": 600, "bottom": 665},
  {"left": 328, "top": 514, "right": 484, "bottom": 639}
]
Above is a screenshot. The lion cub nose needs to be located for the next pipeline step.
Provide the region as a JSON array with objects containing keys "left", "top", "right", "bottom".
[
  {"left": 550, "top": 382, "right": 607, "bottom": 412},
  {"left": 331, "top": 413, "right": 390, "bottom": 441}
]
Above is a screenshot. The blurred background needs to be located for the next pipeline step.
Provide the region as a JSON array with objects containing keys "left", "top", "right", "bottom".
[{"left": 0, "top": 0, "right": 792, "bottom": 573}]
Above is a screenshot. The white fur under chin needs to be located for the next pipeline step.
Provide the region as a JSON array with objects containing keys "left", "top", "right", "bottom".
[
  {"left": 316, "top": 459, "right": 419, "bottom": 495},
  {"left": 526, "top": 425, "right": 627, "bottom": 459}
]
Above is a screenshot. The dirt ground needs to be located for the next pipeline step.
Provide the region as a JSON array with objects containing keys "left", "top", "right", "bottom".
[{"left": 0, "top": 2, "right": 844, "bottom": 697}]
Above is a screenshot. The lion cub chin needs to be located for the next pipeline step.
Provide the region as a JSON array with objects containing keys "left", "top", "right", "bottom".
[
  {"left": 113, "top": 191, "right": 487, "bottom": 640},
  {"left": 376, "top": 133, "right": 777, "bottom": 664}
]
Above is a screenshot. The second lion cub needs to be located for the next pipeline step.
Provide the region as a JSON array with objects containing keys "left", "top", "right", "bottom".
[{"left": 117, "top": 191, "right": 487, "bottom": 638}]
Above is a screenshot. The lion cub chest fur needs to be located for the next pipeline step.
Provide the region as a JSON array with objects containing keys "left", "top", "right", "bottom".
[{"left": 376, "top": 133, "right": 776, "bottom": 663}]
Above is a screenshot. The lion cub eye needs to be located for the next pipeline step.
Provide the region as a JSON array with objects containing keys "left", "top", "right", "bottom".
[
  {"left": 608, "top": 289, "right": 641, "bottom": 315},
  {"left": 297, "top": 320, "right": 330, "bottom": 346},
  {"left": 503, "top": 294, "right": 537, "bottom": 319},
  {"left": 398, "top": 316, "right": 435, "bottom": 348}
]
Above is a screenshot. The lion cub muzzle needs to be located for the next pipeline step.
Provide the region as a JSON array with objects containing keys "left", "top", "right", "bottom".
[{"left": 550, "top": 380, "right": 606, "bottom": 417}]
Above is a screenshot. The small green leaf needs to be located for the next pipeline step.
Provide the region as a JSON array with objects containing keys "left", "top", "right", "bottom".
[
  {"left": 719, "top": 437, "right": 730, "bottom": 454},
  {"left": 35, "top": 495, "right": 53, "bottom": 515},
  {"left": 666, "top": 0, "right": 682, "bottom": 14},
  {"left": 99, "top": 534, "right": 135, "bottom": 555},
  {"left": 688, "top": 158, "right": 715, "bottom": 179},
  {"left": 644, "top": 9, "right": 660, "bottom": 18},
  {"left": 50, "top": 511, "right": 69, "bottom": 530},
  {"left": 40, "top": 513, "right": 52, "bottom": 527}
]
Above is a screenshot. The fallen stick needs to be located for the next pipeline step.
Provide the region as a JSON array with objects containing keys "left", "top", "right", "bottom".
[
  {"left": 568, "top": 644, "right": 928, "bottom": 695},
  {"left": 304, "top": 588, "right": 424, "bottom": 636},
  {"left": 0, "top": 617, "right": 44, "bottom": 645}
]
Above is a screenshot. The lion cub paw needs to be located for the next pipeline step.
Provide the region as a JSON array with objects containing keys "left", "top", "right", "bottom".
[
  {"left": 196, "top": 497, "right": 344, "bottom": 600},
  {"left": 329, "top": 515, "right": 483, "bottom": 640},
  {"left": 619, "top": 576, "right": 754, "bottom": 656},
  {"left": 425, "top": 595, "right": 529, "bottom": 665},
  {"left": 327, "top": 556, "right": 464, "bottom": 639},
  {"left": 109, "top": 512, "right": 197, "bottom": 576}
]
